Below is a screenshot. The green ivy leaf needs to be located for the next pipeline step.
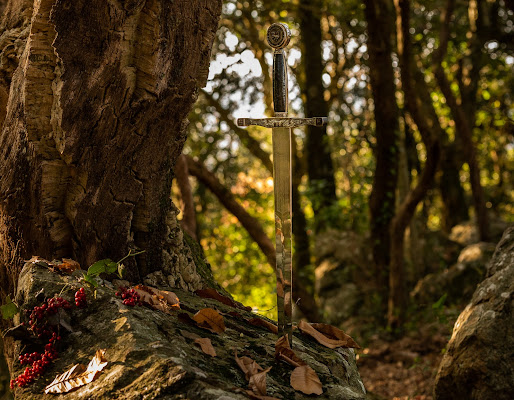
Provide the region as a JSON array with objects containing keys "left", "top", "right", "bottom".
[
  {"left": 87, "top": 259, "right": 112, "bottom": 276},
  {"left": 105, "top": 261, "right": 118, "bottom": 274},
  {"left": 83, "top": 273, "right": 99, "bottom": 288},
  {"left": 1, "top": 296, "right": 19, "bottom": 320}
]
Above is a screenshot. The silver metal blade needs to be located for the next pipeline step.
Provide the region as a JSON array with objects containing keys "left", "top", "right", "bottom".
[{"left": 272, "top": 126, "right": 293, "bottom": 343}]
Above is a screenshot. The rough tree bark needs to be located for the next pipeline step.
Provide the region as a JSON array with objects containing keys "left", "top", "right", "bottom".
[
  {"left": 363, "top": 0, "right": 400, "bottom": 310},
  {"left": 0, "top": 0, "right": 222, "bottom": 300}
]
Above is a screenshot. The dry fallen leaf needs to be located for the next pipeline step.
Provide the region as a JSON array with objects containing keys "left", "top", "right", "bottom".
[
  {"left": 298, "top": 320, "right": 360, "bottom": 349},
  {"left": 194, "top": 338, "right": 217, "bottom": 357},
  {"left": 193, "top": 308, "right": 226, "bottom": 333},
  {"left": 180, "top": 329, "right": 201, "bottom": 340},
  {"left": 249, "top": 367, "right": 272, "bottom": 395},
  {"left": 235, "top": 352, "right": 271, "bottom": 397},
  {"left": 133, "top": 285, "right": 180, "bottom": 312},
  {"left": 248, "top": 318, "right": 278, "bottom": 334},
  {"left": 44, "top": 349, "right": 107, "bottom": 394},
  {"left": 290, "top": 365, "right": 323, "bottom": 395},
  {"left": 274, "top": 335, "right": 305, "bottom": 368},
  {"left": 58, "top": 258, "right": 81, "bottom": 274}
]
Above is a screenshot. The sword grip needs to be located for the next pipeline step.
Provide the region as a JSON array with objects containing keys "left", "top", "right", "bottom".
[{"left": 273, "top": 50, "right": 288, "bottom": 114}]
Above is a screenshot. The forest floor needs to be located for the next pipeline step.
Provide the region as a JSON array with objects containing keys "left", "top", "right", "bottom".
[{"left": 357, "top": 314, "right": 457, "bottom": 400}]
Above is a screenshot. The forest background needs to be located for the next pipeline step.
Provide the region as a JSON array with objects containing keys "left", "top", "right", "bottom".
[{"left": 179, "top": 0, "right": 512, "bottom": 332}]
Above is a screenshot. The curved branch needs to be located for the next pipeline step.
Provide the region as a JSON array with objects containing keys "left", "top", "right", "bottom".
[
  {"left": 185, "top": 155, "right": 320, "bottom": 321},
  {"left": 185, "top": 155, "right": 276, "bottom": 266}
]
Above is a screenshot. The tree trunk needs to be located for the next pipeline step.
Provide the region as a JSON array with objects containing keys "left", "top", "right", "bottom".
[
  {"left": 0, "top": 0, "right": 222, "bottom": 300},
  {"left": 390, "top": 0, "right": 442, "bottom": 329},
  {"left": 439, "top": 141, "right": 469, "bottom": 232},
  {"left": 363, "top": 0, "right": 400, "bottom": 310},
  {"left": 298, "top": 0, "right": 339, "bottom": 234}
]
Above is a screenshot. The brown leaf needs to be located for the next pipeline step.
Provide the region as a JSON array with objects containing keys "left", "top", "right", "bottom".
[
  {"left": 57, "top": 258, "right": 81, "bottom": 274},
  {"left": 290, "top": 365, "right": 323, "bottom": 395},
  {"left": 249, "top": 367, "right": 272, "bottom": 395},
  {"left": 180, "top": 329, "right": 201, "bottom": 340},
  {"left": 195, "top": 288, "right": 252, "bottom": 311},
  {"left": 194, "top": 338, "right": 216, "bottom": 357},
  {"left": 298, "top": 320, "right": 360, "bottom": 349},
  {"left": 248, "top": 318, "right": 278, "bottom": 334},
  {"left": 235, "top": 352, "right": 272, "bottom": 397},
  {"left": 193, "top": 308, "right": 226, "bottom": 333},
  {"left": 235, "top": 352, "right": 264, "bottom": 380},
  {"left": 44, "top": 349, "right": 108, "bottom": 394},
  {"left": 274, "top": 335, "right": 305, "bottom": 368},
  {"left": 133, "top": 285, "right": 180, "bottom": 312}
]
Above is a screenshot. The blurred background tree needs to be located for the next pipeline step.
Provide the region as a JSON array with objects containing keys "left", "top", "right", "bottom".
[{"left": 174, "top": 0, "right": 513, "bottom": 333}]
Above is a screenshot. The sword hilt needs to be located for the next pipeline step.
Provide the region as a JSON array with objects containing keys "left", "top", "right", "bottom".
[
  {"left": 236, "top": 117, "right": 328, "bottom": 128},
  {"left": 268, "top": 23, "right": 291, "bottom": 115}
]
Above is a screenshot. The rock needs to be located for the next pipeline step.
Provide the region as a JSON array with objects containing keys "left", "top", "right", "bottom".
[
  {"left": 314, "top": 231, "right": 371, "bottom": 324},
  {"left": 434, "top": 226, "right": 514, "bottom": 400},
  {"left": 449, "top": 217, "right": 509, "bottom": 246},
  {"left": 411, "top": 242, "right": 497, "bottom": 306},
  {"left": 7, "top": 261, "right": 366, "bottom": 400}
]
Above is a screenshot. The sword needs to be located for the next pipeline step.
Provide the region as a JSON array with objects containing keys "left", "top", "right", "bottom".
[{"left": 237, "top": 23, "right": 328, "bottom": 345}]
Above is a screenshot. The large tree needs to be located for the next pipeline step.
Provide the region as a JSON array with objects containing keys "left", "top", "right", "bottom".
[{"left": 0, "top": 0, "right": 222, "bottom": 301}]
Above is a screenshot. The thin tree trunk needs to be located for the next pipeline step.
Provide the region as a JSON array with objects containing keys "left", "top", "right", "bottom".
[
  {"left": 391, "top": 0, "right": 442, "bottom": 329},
  {"left": 298, "top": 0, "right": 339, "bottom": 234},
  {"left": 363, "top": 0, "right": 400, "bottom": 311},
  {"left": 432, "top": 0, "right": 490, "bottom": 241},
  {"left": 0, "top": 0, "right": 222, "bottom": 299}
]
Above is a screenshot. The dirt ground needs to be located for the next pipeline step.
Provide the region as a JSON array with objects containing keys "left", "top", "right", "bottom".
[{"left": 357, "top": 322, "right": 452, "bottom": 400}]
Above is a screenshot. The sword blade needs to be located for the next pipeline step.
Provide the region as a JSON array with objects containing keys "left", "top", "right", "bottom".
[{"left": 272, "top": 126, "right": 293, "bottom": 343}]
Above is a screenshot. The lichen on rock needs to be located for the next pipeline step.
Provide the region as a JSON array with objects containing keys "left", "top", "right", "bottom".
[{"left": 7, "top": 260, "right": 366, "bottom": 400}]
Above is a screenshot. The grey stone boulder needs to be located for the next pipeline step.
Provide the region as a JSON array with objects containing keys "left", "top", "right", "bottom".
[
  {"left": 6, "top": 261, "right": 366, "bottom": 400},
  {"left": 314, "top": 230, "right": 372, "bottom": 324},
  {"left": 434, "top": 225, "right": 514, "bottom": 400},
  {"left": 411, "top": 242, "right": 497, "bottom": 306}
]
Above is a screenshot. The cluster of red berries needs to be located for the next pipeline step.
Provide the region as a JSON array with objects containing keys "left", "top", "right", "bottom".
[
  {"left": 74, "top": 287, "right": 87, "bottom": 308},
  {"left": 11, "top": 330, "right": 61, "bottom": 388},
  {"left": 28, "top": 297, "right": 71, "bottom": 338},
  {"left": 10, "top": 292, "right": 84, "bottom": 390},
  {"left": 115, "top": 287, "right": 141, "bottom": 306}
]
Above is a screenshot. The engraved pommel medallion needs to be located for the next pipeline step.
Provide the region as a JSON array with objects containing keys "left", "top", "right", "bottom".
[{"left": 266, "top": 23, "right": 291, "bottom": 50}]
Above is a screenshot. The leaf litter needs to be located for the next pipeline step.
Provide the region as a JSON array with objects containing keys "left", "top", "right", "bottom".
[{"left": 44, "top": 349, "right": 107, "bottom": 394}]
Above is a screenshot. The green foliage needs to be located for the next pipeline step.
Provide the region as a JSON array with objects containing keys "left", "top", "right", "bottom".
[
  {"left": 180, "top": 0, "right": 513, "bottom": 326},
  {"left": 1, "top": 295, "right": 19, "bottom": 320},
  {"left": 83, "top": 250, "right": 145, "bottom": 290}
]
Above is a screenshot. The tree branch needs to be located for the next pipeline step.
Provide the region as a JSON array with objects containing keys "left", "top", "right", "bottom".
[
  {"left": 185, "top": 155, "right": 320, "bottom": 321},
  {"left": 201, "top": 90, "right": 273, "bottom": 174}
]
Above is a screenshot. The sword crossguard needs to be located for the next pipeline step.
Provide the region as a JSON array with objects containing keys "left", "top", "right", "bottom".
[{"left": 236, "top": 117, "right": 328, "bottom": 129}]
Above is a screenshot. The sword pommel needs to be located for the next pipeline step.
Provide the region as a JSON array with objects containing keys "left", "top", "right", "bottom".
[{"left": 267, "top": 23, "right": 291, "bottom": 50}]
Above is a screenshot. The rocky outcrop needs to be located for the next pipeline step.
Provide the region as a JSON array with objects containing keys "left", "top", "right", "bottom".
[
  {"left": 434, "top": 226, "right": 514, "bottom": 400},
  {"left": 449, "top": 218, "right": 509, "bottom": 246},
  {"left": 314, "top": 231, "right": 372, "bottom": 325},
  {"left": 5, "top": 261, "right": 366, "bottom": 400},
  {"left": 411, "top": 241, "right": 497, "bottom": 306}
]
